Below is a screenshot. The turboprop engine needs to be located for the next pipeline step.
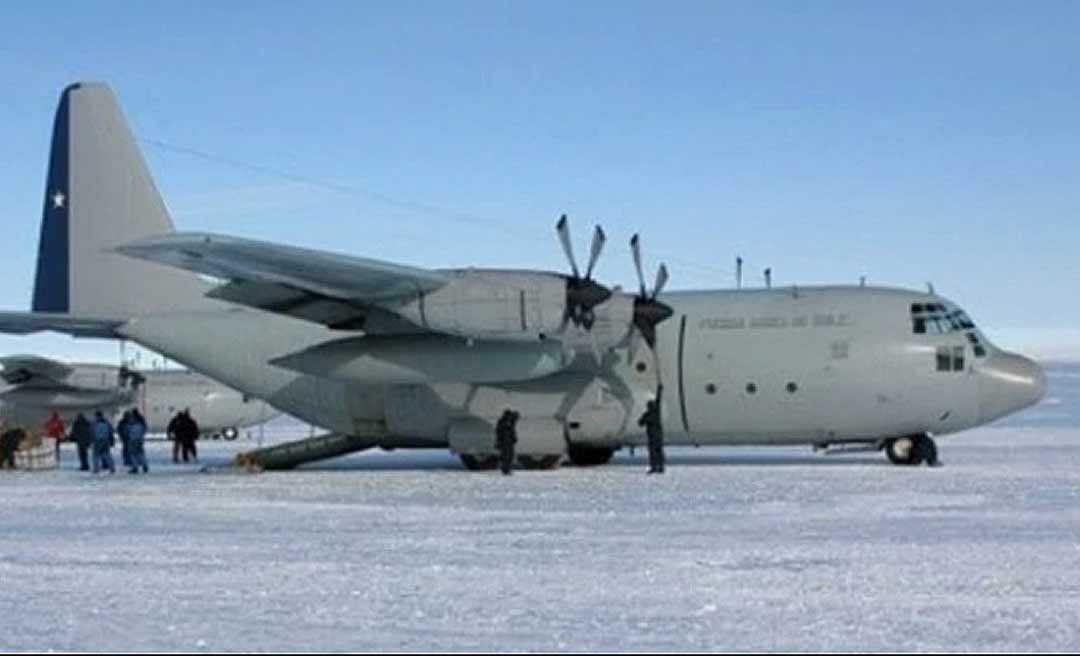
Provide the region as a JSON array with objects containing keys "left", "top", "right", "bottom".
[
  {"left": 0, "top": 363, "right": 137, "bottom": 409},
  {"left": 380, "top": 269, "right": 636, "bottom": 353},
  {"left": 375, "top": 216, "right": 650, "bottom": 361}
]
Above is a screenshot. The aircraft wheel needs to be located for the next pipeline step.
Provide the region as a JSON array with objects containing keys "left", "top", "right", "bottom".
[
  {"left": 517, "top": 454, "right": 562, "bottom": 470},
  {"left": 885, "top": 437, "right": 918, "bottom": 465},
  {"left": 911, "top": 435, "right": 939, "bottom": 466},
  {"left": 459, "top": 454, "right": 498, "bottom": 471},
  {"left": 567, "top": 444, "right": 615, "bottom": 466},
  {"left": 222, "top": 427, "right": 239, "bottom": 441}
]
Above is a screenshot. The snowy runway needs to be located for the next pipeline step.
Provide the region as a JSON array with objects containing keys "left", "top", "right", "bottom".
[{"left": 3, "top": 422, "right": 1080, "bottom": 652}]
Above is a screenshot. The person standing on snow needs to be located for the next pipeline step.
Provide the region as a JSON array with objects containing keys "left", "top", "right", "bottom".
[{"left": 91, "top": 411, "right": 116, "bottom": 474}]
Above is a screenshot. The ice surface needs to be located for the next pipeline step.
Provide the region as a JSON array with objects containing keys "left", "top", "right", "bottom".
[{"left": 1, "top": 364, "right": 1079, "bottom": 652}]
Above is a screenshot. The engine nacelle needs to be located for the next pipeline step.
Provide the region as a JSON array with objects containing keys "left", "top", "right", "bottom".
[
  {"left": 272, "top": 334, "right": 574, "bottom": 384},
  {"left": 379, "top": 269, "right": 636, "bottom": 356},
  {"left": 63, "top": 364, "right": 131, "bottom": 392},
  {"left": 385, "top": 269, "right": 567, "bottom": 341},
  {"left": 0, "top": 386, "right": 134, "bottom": 410},
  {"left": 563, "top": 377, "right": 632, "bottom": 446}
]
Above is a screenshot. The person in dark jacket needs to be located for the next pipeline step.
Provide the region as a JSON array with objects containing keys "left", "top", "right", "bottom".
[
  {"left": 494, "top": 409, "right": 520, "bottom": 476},
  {"left": 0, "top": 425, "right": 22, "bottom": 470},
  {"left": 167, "top": 411, "right": 182, "bottom": 463},
  {"left": 70, "top": 413, "right": 93, "bottom": 471},
  {"left": 117, "top": 411, "right": 132, "bottom": 468},
  {"left": 127, "top": 408, "right": 149, "bottom": 474},
  {"left": 638, "top": 393, "right": 665, "bottom": 474},
  {"left": 178, "top": 409, "right": 199, "bottom": 463}
]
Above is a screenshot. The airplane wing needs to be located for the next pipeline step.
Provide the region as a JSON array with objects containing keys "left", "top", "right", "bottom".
[
  {"left": 0, "top": 312, "right": 123, "bottom": 338},
  {"left": 0, "top": 355, "right": 74, "bottom": 386},
  {"left": 117, "top": 232, "right": 448, "bottom": 301},
  {"left": 115, "top": 232, "right": 450, "bottom": 330}
]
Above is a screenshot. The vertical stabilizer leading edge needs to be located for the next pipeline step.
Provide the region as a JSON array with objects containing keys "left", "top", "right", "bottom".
[{"left": 32, "top": 82, "right": 212, "bottom": 319}]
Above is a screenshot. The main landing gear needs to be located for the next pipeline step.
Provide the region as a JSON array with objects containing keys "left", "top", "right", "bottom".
[
  {"left": 567, "top": 444, "right": 616, "bottom": 467},
  {"left": 884, "top": 434, "right": 940, "bottom": 466},
  {"left": 458, "top": 453, "right": 564, "bottom": 471}
]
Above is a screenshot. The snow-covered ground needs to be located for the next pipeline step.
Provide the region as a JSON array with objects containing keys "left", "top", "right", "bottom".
[{"left": 2, "top": 365, "right": 1080, "bottom": 652}]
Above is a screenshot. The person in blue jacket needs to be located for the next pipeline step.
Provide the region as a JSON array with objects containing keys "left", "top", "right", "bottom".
[{"left": 91, "top": 411, "right": 116, "bottom": 474}]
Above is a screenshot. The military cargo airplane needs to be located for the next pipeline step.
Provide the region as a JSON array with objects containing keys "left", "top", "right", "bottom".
[
  {"left": 0, "top": 355, "right": 277, "bottom": 439},
  {"left": 0, "top": 82, "right": 1046, "bottom": 469}
]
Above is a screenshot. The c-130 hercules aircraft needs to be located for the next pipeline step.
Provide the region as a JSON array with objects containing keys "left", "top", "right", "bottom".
[{"left": 0, "top": 83, "right": 1045, "bottom": 470}]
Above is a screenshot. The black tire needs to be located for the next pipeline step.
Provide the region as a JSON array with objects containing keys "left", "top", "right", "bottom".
[
  {"left": 911, "top": 435, "right": 938, "bottom": 466},
  {"left": 885, "top": 437, "right": 918, "bottom": 466},
  {"left": 222, "top": 427, "right": 239, "bottom": 441},
  {"left": 516, "top": 454, "right": 562, "bottom": 470},
  {"left": 567, "top": 444, "right": 616, "bottom": 466},
  {"left": 459, "top": 454, "right": 498, "bottom": 471}
]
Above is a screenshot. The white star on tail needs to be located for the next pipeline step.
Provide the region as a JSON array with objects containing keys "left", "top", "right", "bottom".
[{"left": 52, "top": 191, "right": 65, "bottom": 209}]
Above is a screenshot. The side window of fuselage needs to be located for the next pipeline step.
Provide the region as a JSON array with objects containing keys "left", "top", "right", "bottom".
[
  {"left": 936, "top": 345, "right": 967, "bottom": 372},
  {"left": 936, "top": 347, "right": 951, "bottom": 372}
]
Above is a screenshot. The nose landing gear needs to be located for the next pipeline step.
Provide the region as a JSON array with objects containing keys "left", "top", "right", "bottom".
[{"left": 884, "top": 434, "right": 940, "bottom": 466}]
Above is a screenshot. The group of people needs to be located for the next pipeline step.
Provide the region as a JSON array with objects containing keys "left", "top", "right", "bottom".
[
  {"left": 66, "top": 408, "right": 149, "bottom": 474},
  {"left": 492, "top": 388, "right": 667, "bottom": 475},
  {"left": 166, "top": 409, "right": 200, "bottom": 464},
  {"left": 27, "top": 408, "right": 202, "bottom": 474}
]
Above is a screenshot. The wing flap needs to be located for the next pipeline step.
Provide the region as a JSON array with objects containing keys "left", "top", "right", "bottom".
[{"left": 206, "top": 280, "right": 369, "bottom": 329}]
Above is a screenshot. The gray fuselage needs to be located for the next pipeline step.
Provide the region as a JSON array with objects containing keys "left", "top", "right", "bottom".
[{"left": 118, "top": 284, "right": 1045, "bottom": 451}]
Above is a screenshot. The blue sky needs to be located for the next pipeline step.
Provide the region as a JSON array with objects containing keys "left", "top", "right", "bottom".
[{"left": 0, "top": 1, "right": 1077, "bottom": 362}]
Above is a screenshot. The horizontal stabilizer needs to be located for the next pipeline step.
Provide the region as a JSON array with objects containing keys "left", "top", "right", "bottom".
[
  {"left": 0, "top": 311, "right": 122, "bottom": 338},
  {"left": 116, "top": 232, "right": 449, "bottom": 303}
]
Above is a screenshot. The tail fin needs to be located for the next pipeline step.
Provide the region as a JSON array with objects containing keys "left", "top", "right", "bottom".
[{"left": 32, "top": 82, "right": 210, "bottom": 318}]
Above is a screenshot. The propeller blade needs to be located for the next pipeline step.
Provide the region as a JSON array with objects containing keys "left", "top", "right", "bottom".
[
  {"left": 556, "top": 214, "right": 580, "bottom": 279},
  {"left": 652, "top": 263, "right": 669, "bottom": 300},
  {"left": 630, "top": 234, "right": 646, "bottom": 298},
  {"left": 589, "top": 330, "right": 603, "bottom": 368},
  {"left": 639, "top": 321, "right": 658, "bottom": 350},
  {"left": 584, "top": 225, "right": 606, "bottom": 280},
  {"left": 627, "top": 326, "right": 641, "bottom": 366}
]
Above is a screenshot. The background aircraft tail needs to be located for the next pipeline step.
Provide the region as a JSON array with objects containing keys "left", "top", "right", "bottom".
[{"left": 32, "top": 82, "right": 211, "bottom": 319}]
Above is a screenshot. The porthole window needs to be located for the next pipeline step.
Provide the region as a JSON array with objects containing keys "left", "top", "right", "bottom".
[
  {"left": 786, "top": 382, "right": 798, "bottom": 394},
  {"left": 705, "top": 383, "right": 717, "bottom": 395},
  {"left": 635, "top": 362, "right": 647, "bottom": 373},
  {"left": 745, "top": 383, "right": 757, "bottom": 395}
]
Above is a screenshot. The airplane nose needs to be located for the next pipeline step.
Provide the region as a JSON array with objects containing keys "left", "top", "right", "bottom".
[{"left": 977, "top": 352, "right": 1046, "bottom": 423}]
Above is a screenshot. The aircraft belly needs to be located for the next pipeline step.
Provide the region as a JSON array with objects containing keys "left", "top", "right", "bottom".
[
  {"left": 120, "top": 311, "right": 384, "bottom": 437},
  {"left": 381, "top": 374, "right": 629, "bottom": 447}
]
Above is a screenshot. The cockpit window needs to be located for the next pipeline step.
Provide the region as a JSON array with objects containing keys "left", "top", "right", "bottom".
[
  {"left": 911, "top": 303, "right": 979, "bottom": 336},
  {"left": 965, "top": 331, "right": 987, "bottom": 358}
]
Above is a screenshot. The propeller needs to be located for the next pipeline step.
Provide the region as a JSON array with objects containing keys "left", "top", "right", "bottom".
[
  {"left": 556, "top": 214, "right": 612, "bottom": 330},
  {"left": 629, "top": 234, "right": 673, "bottom": 351}
]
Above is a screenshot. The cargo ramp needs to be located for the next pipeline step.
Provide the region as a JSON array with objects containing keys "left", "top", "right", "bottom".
[{"left": 234, "top": 433, "right": 375, "bottom": 471}]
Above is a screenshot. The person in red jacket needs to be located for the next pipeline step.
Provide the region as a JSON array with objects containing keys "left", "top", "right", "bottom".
[{"left": 44, "top": 410, "right": 66, "bottom": 463}]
